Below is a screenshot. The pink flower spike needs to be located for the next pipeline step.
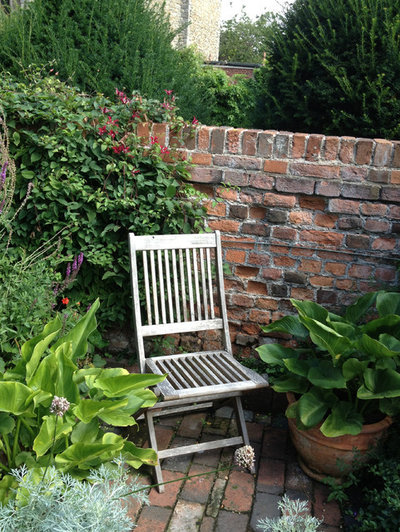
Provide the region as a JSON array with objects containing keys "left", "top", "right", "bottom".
[
  {"left": 192, "top": 117, "right": 199, "bottom": 126},
  {"left": 164, "top": 89, "right": 173, "bottom": 95}
]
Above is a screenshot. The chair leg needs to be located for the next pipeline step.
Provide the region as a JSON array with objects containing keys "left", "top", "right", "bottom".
[
  {"left": 234, "top": 396, "right": 255, "bottom": 473},
  {"left": 145, "top": 410, "right": 165, "bottom": 493}
]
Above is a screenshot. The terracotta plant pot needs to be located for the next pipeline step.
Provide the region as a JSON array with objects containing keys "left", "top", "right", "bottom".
[{"left": 286, "top": 392, "right": 392, "bottom": 483}]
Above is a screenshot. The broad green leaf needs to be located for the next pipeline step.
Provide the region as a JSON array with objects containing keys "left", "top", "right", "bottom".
[
  {"left": 308, "top": 360, "right": 346, "bottom": 389},
  {"left": 376, "top": 291, "right": 400, "bottom": 317},
  {"left": 71, "top": 419, "right": 100, "bottom": 444},
  {"left": 291, "top": 299, "right": 329, "bottom": 324},
  {"left": 21, "top": 316, "right": 61, "bottom": 362},
  {"left": 0, "top": 475, "right": 17, "bottom": 506},
  {"left": 300, "top": 315, "right": 353, "bottom": 358},
  {"left": 285, "top": 400, "right": 299, "bottom": 419},
  {"left": 27, "top": 352, "right": 58, "bottom": 395},
  {"left": 260, "top": 316, "right": 308, "bottom": 339},
  {"left": 73, "top": 398, "right": 129, "bottom": 423},
  {"left": 320, "top": 402, "right": 363, "bottom": 437},
  {"left": 33, "top": 415, "right": 74, "bottom": 457},
  {"left": 362, "top": 315, "right": 400, "bottom": 336},
  {"left": 357, "top": 368, "right": 400, "bottom": 399},
  {"left": 122, "top": 440, "right": 158, "bottom": 468},
  {"left": 283, "top": 357, "right": 309, "bottom": 377},
  {"left": 14, "top": 452, "right": 37, "bottom": 468},
  {"left": 330, "top": 322, "right": 357, "bottom": 339},
  {"left": 257, "top": 343, "right": 298, "bottom": 366},
  {"left": 359, "top": 334, "right": 399, "bottom": 359},
  {"left": 379, "top": 334, "right": 400, "bottom": 352},
  {"left": 25, "top": 328, "right": 60, "bottom": 381},
  {"left": 53, "top": 343, "right": 79, "bottom": 404},
  {"left": 55, "top": 442, "right": 120, "bottom": 471},
  {"left": 345, "top": 291, "right": 378, "bottom": 323},
  {"left": 298, "top": 388, "right": 332, "bottom": 428},
  {"left": 271, "top": 375, "right": 309, "bottom": 394},
  {"left": 32, "top": 390, "right": 53, "bottom": 409},
  {"left": 379, "top": 397, "right": 400, "bottom": 417},
  {"left": 376, "top": 358, "right": 396, "bottom": 370},
  {"left": 0, "top": 382, "right": 34, "bottom": 415},
  {"left": 0, "top": 413, "right": 15, "bottom": 435},
  {"left": 342, "top": 358, "right": 369, "bottom": 381},
  {"left": 51, "top": 299, "right": 100, "bottom": 361},
  {"left": 94, "top": 373, "right": 165, "bottom": 398}
]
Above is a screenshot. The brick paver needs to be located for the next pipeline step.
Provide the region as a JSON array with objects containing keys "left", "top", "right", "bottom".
[{"left": 129, "top": 397, "right": 343, "bottom": 531}]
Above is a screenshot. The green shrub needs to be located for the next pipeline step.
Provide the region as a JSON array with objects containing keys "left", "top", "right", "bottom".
[
  {"left": 253, "top": 0, "right": 400, "bottom": 138},
  {"left": 1, "top": 73, "right": 206, "bottom": 325}
]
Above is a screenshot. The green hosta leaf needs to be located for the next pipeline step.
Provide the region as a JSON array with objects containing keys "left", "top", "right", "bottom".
[
  {"left": 291, "top": 299, "right": 329, "bottom": 323},
  {"left": 362, "top": 315, "right": 400, "bottom": 337},
  {"left": 283, "top": 357, "right": 309, "bottom": 377},
  {"left": 379, "top": 397, "right": 400, "bottom": 417},
  {"left": 51, "top": 299, "right": 100, "bottom": 361},
  {"left": 122, "top": 440, "right": 158, "bottom": 468},
  {"left": 271, "top": 375, "right": 309, "bottom": 394},
  {"left": 300, "top": 315, "right": 353, "bottom": 358},
  {"left": 32, "top": 390, "right": 53, "bottom": 409},
  {"left": 71, "top": 419, "right": 100, "bottom": 444},
  {"left": 94, "top": 373, "right": 165, "bottom": 398},
  {"left": 73, "top": 398, "right": 130, "bottom": 424},
  {"left": 357, "top": 368, "right": 400, "bottom": 399},
  {"left": 308, "top": 360, "right": 346, "bottom": 389},
  {"left": 257, "top": 343, "right": 298, "bottom": 366},
  {"left": 0, "top": 413, "right": 15, "bottom": 435},
  {"left": 21, "top": 316, "right": 62, "bottom": 363},
  {"left": 285, "top": 400, "right": 299, "bottom": 419},
  {"left": 342, "top": 358, "right": 369, "bottom": 381},
  {"left": 345, "top": 291, "right": 378, "bottom": 323},
  {"left": 379, "top": 334, "right": 400, "bottom": 352},
  {"left": 53, "top": 343, "right": 79, "bottom": 404},
  {"left": 55, "top": 441, "right": 121, "bottom": 472},
  {"left": 0, "top": 382, "right": 34, "bottom": 415},
  {"left": 33, "top": 415, "right": 74, "bottom": 457},
  {"left": 298, "top": 388, "right": 333, "bottom": 428},
  {"left": 330, "top": 321, "right": 357, "bottom": 339},
  {"left": 359, "top": 334, "right": 399, "bottom": 359},
  {"left": 260, "top": 316, "right": 308, "bottom": 339},
  {"left": 320, "top": 402, "right": 363, "bottom": 437},
  {"left": 0, "top": 475, "right": 17, "bottom": 505},
  {"left": 25, "top": 328, "right": 61, "bottom": 381},
  {"left": 376, "top": 291, "right": 400, "bottom": 317},
  {"left": 376, "top": 358, "right": 396, "bottom": 370}
]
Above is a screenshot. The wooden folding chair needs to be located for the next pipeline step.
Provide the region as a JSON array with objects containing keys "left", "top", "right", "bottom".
[{"left": 129, "top": 230, "right": 268, "bottom": 491}]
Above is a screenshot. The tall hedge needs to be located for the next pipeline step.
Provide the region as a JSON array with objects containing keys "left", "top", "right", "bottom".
[{"left": 253, "top": 0, "right": 400, "bottom": 138}]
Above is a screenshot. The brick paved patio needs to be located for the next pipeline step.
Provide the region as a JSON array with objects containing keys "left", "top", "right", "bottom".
[{"left": 127, "top": 392, "right": 342, "bottom": 531}]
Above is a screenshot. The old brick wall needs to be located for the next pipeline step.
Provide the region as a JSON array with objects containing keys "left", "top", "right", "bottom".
[{"left": 138, "top": 123, "right": 400, "bottom": 356}]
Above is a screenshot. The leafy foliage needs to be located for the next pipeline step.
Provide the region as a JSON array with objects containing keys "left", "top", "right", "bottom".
[
  {"left": 257, "top": 494, "right": 323, "bottom": 531},
  {"left": 0, "top": 461, "right": 148, "bottom": 531},
  {"left": 219, "top": 9, "right": 275, "bottom": 64},
  {"left": 0, "top": 300, "right": 163, "bottom": 502},
  {"left": 1, "top": 73, "right": 206, "bottom": 325},
  {"left": 257, "top": 291, "right": 400, "bottom": 437},
  {"left": 252, "top": 0, "right": 400, "bottom": 138}
]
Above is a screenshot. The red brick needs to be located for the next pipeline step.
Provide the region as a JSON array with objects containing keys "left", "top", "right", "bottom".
[
  {"left": 261, "top": 428, "right": 288, "bottom": 459},
  {"left": 291, "top": 248, "right": 314, "bottom": 257},
  {"left": 136, "top": 122, "right": 150, "bottom": 140},
  {"left": 299, "top": 197, "right": 326, "bottom": 210},
  {"left": 257, "top": 458, "right": 285, "bottom": 494},
  {"left": 310, "top": 275, "right": 334, "bottom": 287},
  {"left": 263, "top": 160, "right": 288, "bottom": 174},
  {"left": 242, "top": 322, "right": 261, "bottom": 334},
  {"left": 373, "top": 138, "right": 392, "bottom": 166},
  {"left": 247, "top": 281, "right": 267, "bottom": 295},
  {"left": 364, "top": 219, "right": 390, "bottom": 232},
  {"left": 181, "top": 464, "right": 216, "bottom": 504},
  {"left": 269, "top": 245, "right": 290, "bottom": 254},
  {"left": 272, "top": 227, "right": 298, "bottom": 241},
  {"left": 230, "top": 204, "right": 248, "bottom": 219},
  {"left": 349, "top": 264, "right": 373, "bottom": 278},
  {"left": 242, "top": 130, "right": 258, "bottom": 156},
  {"left": 205, "top": 200, "right": 226, "bottom": 216},
  {"left": 390, "top": 205, "right": 400, "bottom": 219},
  {"left": 223, "top": 470, "right": 255, "bottom": 512},
  {"left": 208, "top": 219, "right": 241, "bottom": 233},
  {"left": 223, "top": 235, "right": 255, "bottom": 248},
  {"left": 264, "top": 193, "right": 296, "bottom": 208},
  {"left": 305, "top": 134, "right": 323, "bottom": 161},
  {"left": 257, "top": 298, "right": 279, "bottom": 310},
  {"left": 274, "top": 133, "right": 291, "bottom": 158},
  {"left": 249, "top": 252, "right": 273, "bottom": 266},
  {"left": 376, "top": 267, "right": 396, "bottom": 281},
  {"left": 300, "top": 230, "right": 343, "bottom": 246},
  {"left": 135, "top": 506, "right": 172, "bottom": 532},
  {"left": 151, "top": 123, "right": 167, "bottom": 146},
  {"left": 315, "top": 180, "right": 341, "bottom": 197},
  {"left": 198, "top": 126, "right": 211, "bottom": 150},
  {"left": 194, "top": 184, "right": 214, "bottom": 197},
  {"left": 368, "top": 168, "right": 390, "bottom": 183},
  {"left": 339, "top": 136, "right": 356, "bottom": 163},
  {"left": 313, "top": 483, "right": 342, "bottom": 527},
  {"left": 249, "top": 309, "right": 271, "bottom": 324},
  {"left": 224, "top": 279, "right": 244, "bottom": 291},
  {"left": 250, "top": 206, "right": 267, "bottom": 219},
  {"left": 324, "top": 136, "right": 340, "bottom": 160},
  {"left": 292, "top": 133, "right": 307, "bottom": 158},
  {"left": 242, "top": 222, "right": 268, "bottom": 236},
  {"left": 228, "top": 308, "right": 248, "bottom": 321},
  {"left": 325, "top": 262, "right": 347, "bottom": 275},
  {"left": 314, "top": 213, "right": 337, "bottom": 228},
  {"left": 148, "top": 470, "right": 184, "bottom": 508},
  {"left": 275, "top": 176, "right": 315, "bottom": 194},
  {"left": 346, "top": 234, "right": 370, "bottom": 249},
  {"left": 299, "top": 259, "right": 321, "bottom": 273},
  {"left": 191, "top": 152, "right": 212, "bottom": 165},
  {"left": 235, "top": 265, "right": 260, "bottom": 277},
  {"left": 273, "top": 256, "right": 297, "bottom": 267},
  {"left": 393, "top": 141, "right": 400, "bottom": 168},
  {"left": 361, "top": 203, "right": 388, "bottom": 216},
  {"left": 391, "top": 169, "right": 400, "bottom": 184},
  {"left": 355, "top": 139, "right": 373, "bottom": 165},
  {"left": 231, "top": 294, "right": 254, "bottom": 307},
  {"left": 290, "top": 162, "right": 340, "bottom": 178},
  {"left": 328, "top": 198, "right": 360, "bottom": 214},
  {"left": 248, "top": 174, "right": 274, "bottom": 190},
  {"left": 257, "top": 130, "right": 275, "bottom": 158},
  {"left": 290, "top": 287, "right": 315, "bottom": 299},
  {"left": 262, "top": 268, "right": 282, "bottom": 280},
  {"left": 211, "top": 128, "right": 225, "bottom": 154},
  {"left": 190, "top": 167, "right": 222, "bottom": 183},
  {"left": 341, "top": 166, "right": 368, "bottom": 180},
  {"left": 213, "top": 155, "right": 262, "bottom": 170},
  {"left": 200, "top": 517, "right": 215, "bottom": 532},
  {"left": 336, "top": 279, "right": 356, "bottom": 290},
  {"left": 289, "top": 211, "right": 313, "bottom": 224},
  {"left": 342, "top": 183, "right": 380, "bottom": 200},
  {"left": 226, "top": 129, "right": 244, "bottom": 154},
  {"left": 216, "top": 186, "right": 238, "bottom": 201},
  {"left": 372, "top": 237, "right": 396, "bottom": 250},
  {"left": 182, "top": 125, "right": 196, "bottom": 150},
  {"left": 225, "top": 249, "right": 246, "bottom": 263},
  {"left": 223, "top": 170, "right": 249, "bottom": 187}
]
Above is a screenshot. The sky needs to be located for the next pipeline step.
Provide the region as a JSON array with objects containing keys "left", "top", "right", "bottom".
[{"left": 220, "top": 0, "right": 295, "bottom": 21}]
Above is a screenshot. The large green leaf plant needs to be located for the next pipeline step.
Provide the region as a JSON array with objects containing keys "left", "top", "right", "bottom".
[
  {"left": 257, "top": 291, "right": 400, "bottom": 437},
  {"left": 0, "top": 299, "right": 164, "bottom": 500}
]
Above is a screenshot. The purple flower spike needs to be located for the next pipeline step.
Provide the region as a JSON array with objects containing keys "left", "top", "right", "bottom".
[
  {"left": 65, "top": 263, "right": 71, "bottom": 279},
  {"left": 78, "top": 252, "right": 84, "bottom": 267},
  {"left": 1, "top": 161, "right": 7, "bottom": 183},
  {"left": 72, "top": 256, "right": 78, "bottom": 271}
]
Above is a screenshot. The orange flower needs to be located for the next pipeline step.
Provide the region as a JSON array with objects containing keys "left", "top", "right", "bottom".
[{"left": 62, "top": 297, "right": 69, "bottom": 305}]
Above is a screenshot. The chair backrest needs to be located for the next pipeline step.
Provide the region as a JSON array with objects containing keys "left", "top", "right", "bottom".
[{"left": 129, "top": 231, "right": 232, "bottom": 372}]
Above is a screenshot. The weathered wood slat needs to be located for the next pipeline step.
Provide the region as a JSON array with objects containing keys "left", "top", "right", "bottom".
[
  {"left": 186, "top": 249, "right": 195, "bottom": 321},
  {"left": 199, "top": 248, "right": 208, "bottom": 320},
  {"left": 192, "top": 248, "right": 201, "bottom": 320},
  {"left": 158, "top": 249, "right": 167, "bottom": 324},
  {"left": 141, "top": 318, "right": 223, "bottom": 337},
  {"left": 179, "top": 248, "right": 188, "bottom": 321},
  {"left": 157, "top": 436, "right": 243, "bottom": 460},
  {"left": 150, "top": 250, "right": 159, "bottom": 325},
  {"left": 206, "top": 248, "right": 215, "bottom": 319},
  {"left": 130, "top": 233, "right": 216, "bottom": 251},
  {"left": 164, "top": 250, "right": 174, "bottom": 323},
  {"left": 142, "top": 250, "right": 152, "bottom": 326},
  {"left": 171, "top": 249, "right": 181, "bottom": 323}
]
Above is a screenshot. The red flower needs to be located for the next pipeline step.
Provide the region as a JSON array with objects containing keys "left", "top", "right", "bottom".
[
  {"left": 164, "top": 89, "right": 173, "bottom": 95},
  {"left": 160, "top": 146, "right": 170, "bottom": 154},
  {"left": 192, "top": 116, "right": 199, "bottom": 126},
  {"left": 62, "top": 297, "right": 69, "bottom": 305},
  {"left": 98, "top": 126, "right": 107, "bottom": 135},
  {"left": 150, "top": 136, "right": 158, "bottom": 145}
]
